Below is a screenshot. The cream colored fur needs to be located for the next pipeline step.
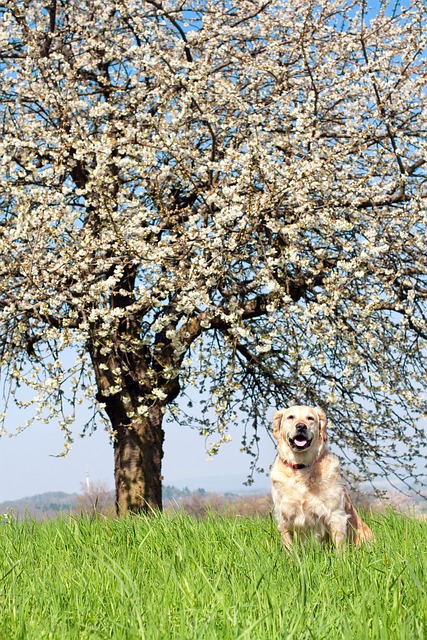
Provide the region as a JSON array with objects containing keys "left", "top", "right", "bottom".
[{"left": 271, "top": 405, "right": 374, "bottom": 550}]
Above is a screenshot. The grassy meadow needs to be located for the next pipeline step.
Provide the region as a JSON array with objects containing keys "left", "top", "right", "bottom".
[{"left": 0, "top": 509, "right": 426, "bottom": 639}]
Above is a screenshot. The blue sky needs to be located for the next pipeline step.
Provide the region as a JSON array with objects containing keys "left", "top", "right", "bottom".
[{"left": 0, "top": 406, "right": 275, "bottom": 502}]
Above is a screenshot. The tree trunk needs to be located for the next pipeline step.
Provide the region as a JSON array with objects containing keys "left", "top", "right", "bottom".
[
  {"left": 89, "top": 337, "right": 169, "bottom": 515},
  {"left": 87, "top": 273, "right": 182, "bottom": 515},
  {"left": 103, "top": 394, "right": 165, "bottom": 514}
]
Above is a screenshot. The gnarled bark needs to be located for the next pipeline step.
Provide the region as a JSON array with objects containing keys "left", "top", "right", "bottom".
[
  {"left": 88, "top": 337, "right": 170, "bottom": 514},
  {"left": 107, "top": 399, "right": 165, "bottom": 514}
]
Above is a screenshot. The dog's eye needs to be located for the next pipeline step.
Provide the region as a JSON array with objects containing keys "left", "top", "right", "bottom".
[
  {"left": 287, "top": 415, "right": 294, "bottom": 420},
  {"left": 307, "top": 416, "right": 315, "bottom": 421}
]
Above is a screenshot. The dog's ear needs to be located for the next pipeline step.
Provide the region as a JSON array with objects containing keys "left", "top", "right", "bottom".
[
  {"left": 315, "top": 407, "right": 328, "bottom": 441},
  {"left": 273, "top": 410, "right": 284, "bottom": 440}
]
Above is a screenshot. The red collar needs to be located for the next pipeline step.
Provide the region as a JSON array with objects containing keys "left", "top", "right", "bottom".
[
  {"left": 281, "top": 459, "right": 309, "bottom": 470},
  {"left": 281, "top": 451, "right": 324, "bottom": 471}
]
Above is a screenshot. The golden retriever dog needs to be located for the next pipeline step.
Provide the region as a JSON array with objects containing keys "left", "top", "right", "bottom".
[{"left": 271, "top": 405, "right": 374, "bottom": 550}]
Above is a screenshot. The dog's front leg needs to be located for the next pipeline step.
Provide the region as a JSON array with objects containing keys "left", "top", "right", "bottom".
[
  {"left": 329, "top": 513, "right": 349, "bottom": 547},
  {"left": 278, "top": 521, "right": 294, "bottom": 551}
]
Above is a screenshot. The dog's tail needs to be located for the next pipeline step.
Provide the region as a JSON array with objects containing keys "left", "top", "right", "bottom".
[{"left": 344, "top": 487, "right": 375, "bottom": 545}]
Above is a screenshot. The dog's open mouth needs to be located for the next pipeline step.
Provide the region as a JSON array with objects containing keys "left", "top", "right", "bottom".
[{"left": 289, "top": 434, "right": 313, "bottom": 451}]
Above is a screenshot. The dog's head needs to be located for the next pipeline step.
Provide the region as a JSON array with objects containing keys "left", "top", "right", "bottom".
[{"left": 273, "top": 405, "right": 327, "bottom": 465}]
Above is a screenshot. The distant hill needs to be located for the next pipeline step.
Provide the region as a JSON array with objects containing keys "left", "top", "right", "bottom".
[
  {"left": 0, "top": 491, "right": 79, "bottom": 519},
  {"left": 0, "top": 486, "right": 209, "bottom": 519}
]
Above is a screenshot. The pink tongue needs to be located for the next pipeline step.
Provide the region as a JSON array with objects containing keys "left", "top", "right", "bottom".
[{"left": 296, "top": 438, "right": 307, "bottom": 447}]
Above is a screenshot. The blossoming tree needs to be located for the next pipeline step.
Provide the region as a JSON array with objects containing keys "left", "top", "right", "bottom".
[{"left": 1, "top": 0, "right": 427, "bottom": 513}]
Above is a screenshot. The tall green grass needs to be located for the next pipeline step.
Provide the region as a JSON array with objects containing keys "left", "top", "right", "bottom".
[{"left": 0, "top": 510, "right": 425, "bottom": 639}]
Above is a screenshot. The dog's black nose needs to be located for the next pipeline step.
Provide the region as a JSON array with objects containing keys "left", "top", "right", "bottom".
[{"left": 295, "top": 422, "right": 306, "bottom": 432}]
